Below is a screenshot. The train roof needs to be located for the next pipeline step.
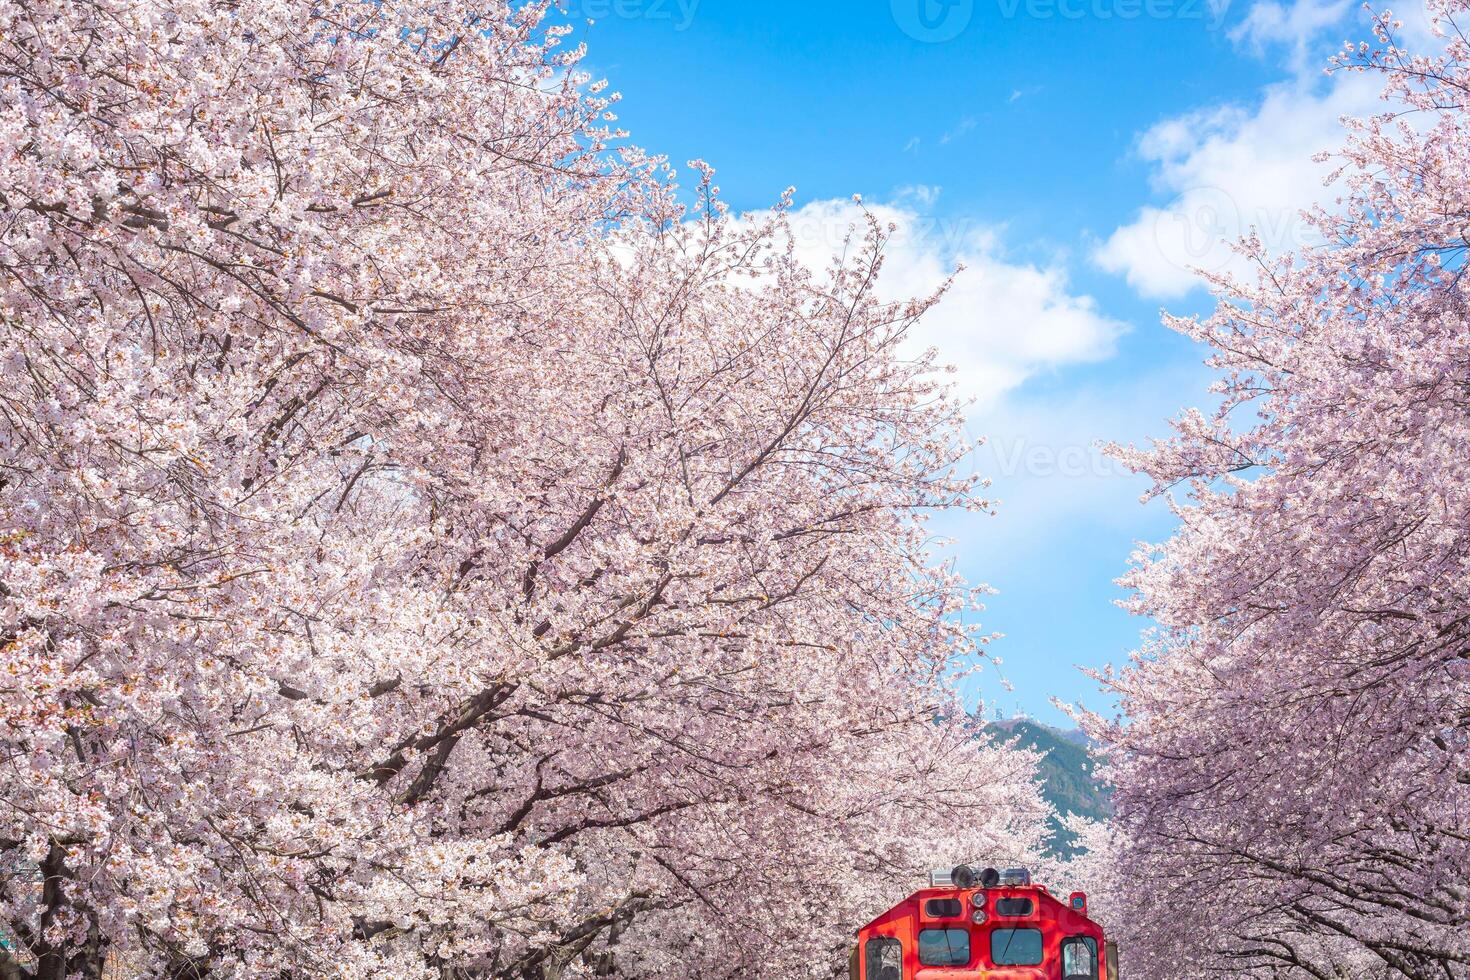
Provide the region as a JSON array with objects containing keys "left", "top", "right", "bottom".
[{"left": 860, "top": 884, "right": 1086, "bottom": 929}]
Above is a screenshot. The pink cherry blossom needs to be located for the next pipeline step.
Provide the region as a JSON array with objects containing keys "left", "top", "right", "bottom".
[
  {"left": 1079, "top": 3, "right": 1470, "bottom": 976},
  {"left": 0, "top": 1, "right": 1049, "bottom": 976}
]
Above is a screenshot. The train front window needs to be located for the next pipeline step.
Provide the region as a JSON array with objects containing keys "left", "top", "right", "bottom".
[
  {"left": 864, "top": 936, "right": 903, "bottom": 980},
  {"left": 1062, "top": 936, "right": 1099, "bottom": 979},
  {"left": 924, "top": 898, "right": 963, "bottom": 918},
  {"left": 990, "top": 927, "right": 1044, "bottom": 966},
  {"left": 994, "top": 897, "right": 1034, "bottom": 916},
  {"left": 918, "top": 928, "right": 970, "bottom": 966}
]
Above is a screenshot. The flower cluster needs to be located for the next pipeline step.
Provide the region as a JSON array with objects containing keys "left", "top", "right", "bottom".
[
  {"left": 1082, "top": 2, "right": 1470, "bottom": 976},
  {"left": 0, "top": 1, "right": 1047, "bottom": 976}
]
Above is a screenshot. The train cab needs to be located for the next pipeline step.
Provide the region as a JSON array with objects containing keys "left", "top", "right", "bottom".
[{"left": 850, "top": 866, "right": 1119, "bottom": 980}]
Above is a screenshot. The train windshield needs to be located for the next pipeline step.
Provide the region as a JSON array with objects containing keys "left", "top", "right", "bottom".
[
  {"left": 991, "top": 928, "right": 1044, "bottom": 965},
  {"left": 918, "top": 928, "right": 970, "bottom": 966},
  {"left": 864, "top": 937, "right": 903, "bottom": 980},
  {"left": 1063, "top": 936, "right": 1099, "bottom": 978}
]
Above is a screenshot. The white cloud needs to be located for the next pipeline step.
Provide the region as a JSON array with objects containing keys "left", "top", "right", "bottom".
[
  {"left": 953, "top": 362, "right": 1210, "bottom": 550},
  {"left": 1229, "top": 0, "right": 1352, "bottom": 62},
  {"left": 1230, "top": 0, "right": 1441, "bottom": 57},
  {"left": 771, "top": 198, "right": 1128, "bottom": 410},
  {"left": 934, "top": 363, "right": 1207, "bottom": 724},
  {"left": 1092, "top": 70, "right": 1382, "bottom": 299},
  {"left": 893, "top": 184, "right": 942, "bottom": 207},
  {"left": 940, "top": 116, "right": 978, "bottom": 145},
  {"left": 1092, "top": 0, "right": 1455, "bottom": 301}
]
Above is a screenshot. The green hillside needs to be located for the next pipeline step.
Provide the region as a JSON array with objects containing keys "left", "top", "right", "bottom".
[{"left": 986, "top": 719, "right": 1111, "bottom": 858}]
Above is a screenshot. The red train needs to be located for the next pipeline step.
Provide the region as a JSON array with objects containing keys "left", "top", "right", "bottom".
[{"left": 850, "top": 865, "right": 1118, "bottom": 980}]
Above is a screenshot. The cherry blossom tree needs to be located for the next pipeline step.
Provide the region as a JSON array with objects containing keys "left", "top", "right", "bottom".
[
  {"left": 1084, "top": 2, "right": 1470, "bottom": 976},
  {"left": 0, "top": 0, "right": 1048, "bottom": 976}
]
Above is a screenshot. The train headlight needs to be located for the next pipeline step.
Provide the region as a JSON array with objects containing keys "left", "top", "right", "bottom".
[
  {"left": 971, "top": 908, "right": 988, "bottom": 925},
  {"left": 970, "top": 891, "right": 986, "bottom": 909}
]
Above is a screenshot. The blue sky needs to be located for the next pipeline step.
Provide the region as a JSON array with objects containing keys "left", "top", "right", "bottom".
[{"left": 544, "top": 0, "right": 1409, "bottom": 725}]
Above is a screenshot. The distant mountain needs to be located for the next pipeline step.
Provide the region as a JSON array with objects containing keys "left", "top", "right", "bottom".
[
  {"left": 1055, "top": 727, "right": 1095, "bottom": 749},
  {"left": 986, "top": 718, "right": 1111, "bottom": 859}
]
